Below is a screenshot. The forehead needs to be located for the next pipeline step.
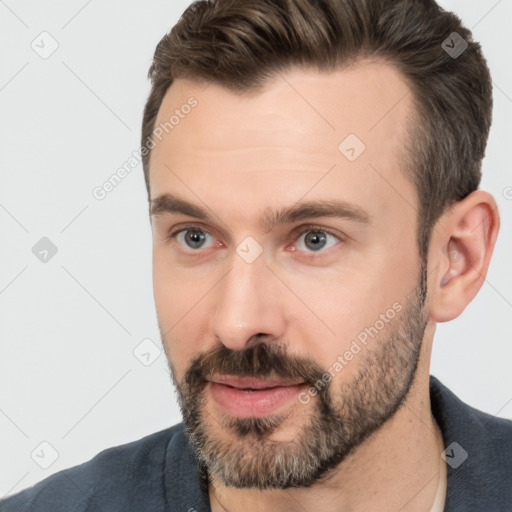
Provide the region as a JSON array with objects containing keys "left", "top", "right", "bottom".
[{"left": 149, "top": 60, "right": 416, "bottom": 225}]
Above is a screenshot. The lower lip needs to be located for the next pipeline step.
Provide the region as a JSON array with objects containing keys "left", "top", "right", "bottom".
[{"left": 209, "top": 382, "right": 306, "bottom": 418}]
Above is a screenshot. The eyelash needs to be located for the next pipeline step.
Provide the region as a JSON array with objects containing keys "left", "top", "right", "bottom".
[{"left": 166, "top": 224, "right": 343, "bottom": 254}]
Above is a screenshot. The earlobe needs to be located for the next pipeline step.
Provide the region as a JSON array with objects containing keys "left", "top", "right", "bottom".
[{"left": 428, "top": 190, "right": 500, "bottom": 322}]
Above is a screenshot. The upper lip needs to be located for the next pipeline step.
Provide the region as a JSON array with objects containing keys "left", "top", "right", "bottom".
[{"left": 208, "top": 374, "right": 305, "bottom": 390}]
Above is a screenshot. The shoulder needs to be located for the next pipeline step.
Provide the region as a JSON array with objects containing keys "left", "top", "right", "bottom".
[
  {"left": 0, "top": 423, "right": 186, "bottom": 512},
  {"left": 430, "top": 375, "right": 512, "bottom": 509},
  {"left": 430, "top": 374, "right": 512, "bottom": 452}
]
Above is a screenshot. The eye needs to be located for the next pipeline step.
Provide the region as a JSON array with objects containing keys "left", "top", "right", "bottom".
[
  {"left": 170, "top": 228, "right": 217, "bottom": 250},
  {"left": 294, "top": 227, "right": 341, "bottom": 252}
]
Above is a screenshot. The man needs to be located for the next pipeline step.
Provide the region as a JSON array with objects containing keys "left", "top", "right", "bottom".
[{"left": 2, "top": 0, "right": 511, "bottom": 510}]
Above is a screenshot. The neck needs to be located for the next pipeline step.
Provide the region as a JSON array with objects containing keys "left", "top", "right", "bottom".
[{"left": 209, "top": 333, "right": 444, "bottom": 512}]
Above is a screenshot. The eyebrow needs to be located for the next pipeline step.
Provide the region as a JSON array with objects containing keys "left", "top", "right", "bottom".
[{"left": 150, "top": 193, "right": 372, "bottom": 231}]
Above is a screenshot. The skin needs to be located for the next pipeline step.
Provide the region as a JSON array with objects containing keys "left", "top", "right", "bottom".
[{"left": 149, "top": 60, "right": 500, "bottom": 511}]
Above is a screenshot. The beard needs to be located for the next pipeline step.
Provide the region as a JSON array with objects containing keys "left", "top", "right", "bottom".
[{"left": 165, "top": 263, "right": 428, "bottom": 490}]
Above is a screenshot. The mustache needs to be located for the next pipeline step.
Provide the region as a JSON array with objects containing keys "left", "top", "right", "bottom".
[{"left": 182, "top": 341, "right": 327, "bottom": 391}]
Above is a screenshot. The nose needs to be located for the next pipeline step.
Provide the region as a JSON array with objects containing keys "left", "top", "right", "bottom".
[{"left": 210, "top": 254, "right": 287, "bottom": 351}]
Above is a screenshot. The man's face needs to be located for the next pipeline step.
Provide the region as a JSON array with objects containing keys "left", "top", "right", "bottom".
[{"left": 150, "top": 62, "right": 428, "bottom": 488}]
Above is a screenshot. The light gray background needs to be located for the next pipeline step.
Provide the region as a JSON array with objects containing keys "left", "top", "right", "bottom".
[{"left": 1, "top": 0, "right": 511, "bottom": 498}]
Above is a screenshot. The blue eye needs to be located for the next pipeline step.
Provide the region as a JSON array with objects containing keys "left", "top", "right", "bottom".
[
  {"left": 174, "top": 228, "right": 216, "bottom": 250},
  {"left": 295, "top": 229, "right": 340, "bottom": 252},
  {"left": 167, "top": 225, "right": 342, "bottom": 255}
]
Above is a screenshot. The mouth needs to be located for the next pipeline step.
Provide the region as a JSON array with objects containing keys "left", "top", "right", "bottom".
[
  {"left": 210, "top": 374, "right": 305, "bottom": 389},
  {"left": 206, "top": 374, "right": 308, "bottom": 418}
]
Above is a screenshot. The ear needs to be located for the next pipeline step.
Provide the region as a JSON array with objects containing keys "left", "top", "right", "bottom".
[{"left": 427, "top": 190, "right": 500, "bottom": 322}]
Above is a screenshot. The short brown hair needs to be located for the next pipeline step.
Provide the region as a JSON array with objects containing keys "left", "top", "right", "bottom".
[{"left": 141, "top": 0, "right": 492, "bottom": 259}]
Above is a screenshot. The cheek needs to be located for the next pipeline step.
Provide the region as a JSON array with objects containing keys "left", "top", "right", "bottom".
[
  {"left": 274, "top": 274, "right": 362, "bottom": 373},
  {"left": 152, "top": 250, "right": 177, "bottom": 326},
  {"left": 284, "top": 256, "right": 415, "bottom": 374},
  {"left": 152, "top": 247, "right": 201, "bottom": 322},
  {"left": 152, "top": 253, "right": 187, "bottom": 370},
  {"left": 152, "top": 250, "right": 213, "bottom": 379}
]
